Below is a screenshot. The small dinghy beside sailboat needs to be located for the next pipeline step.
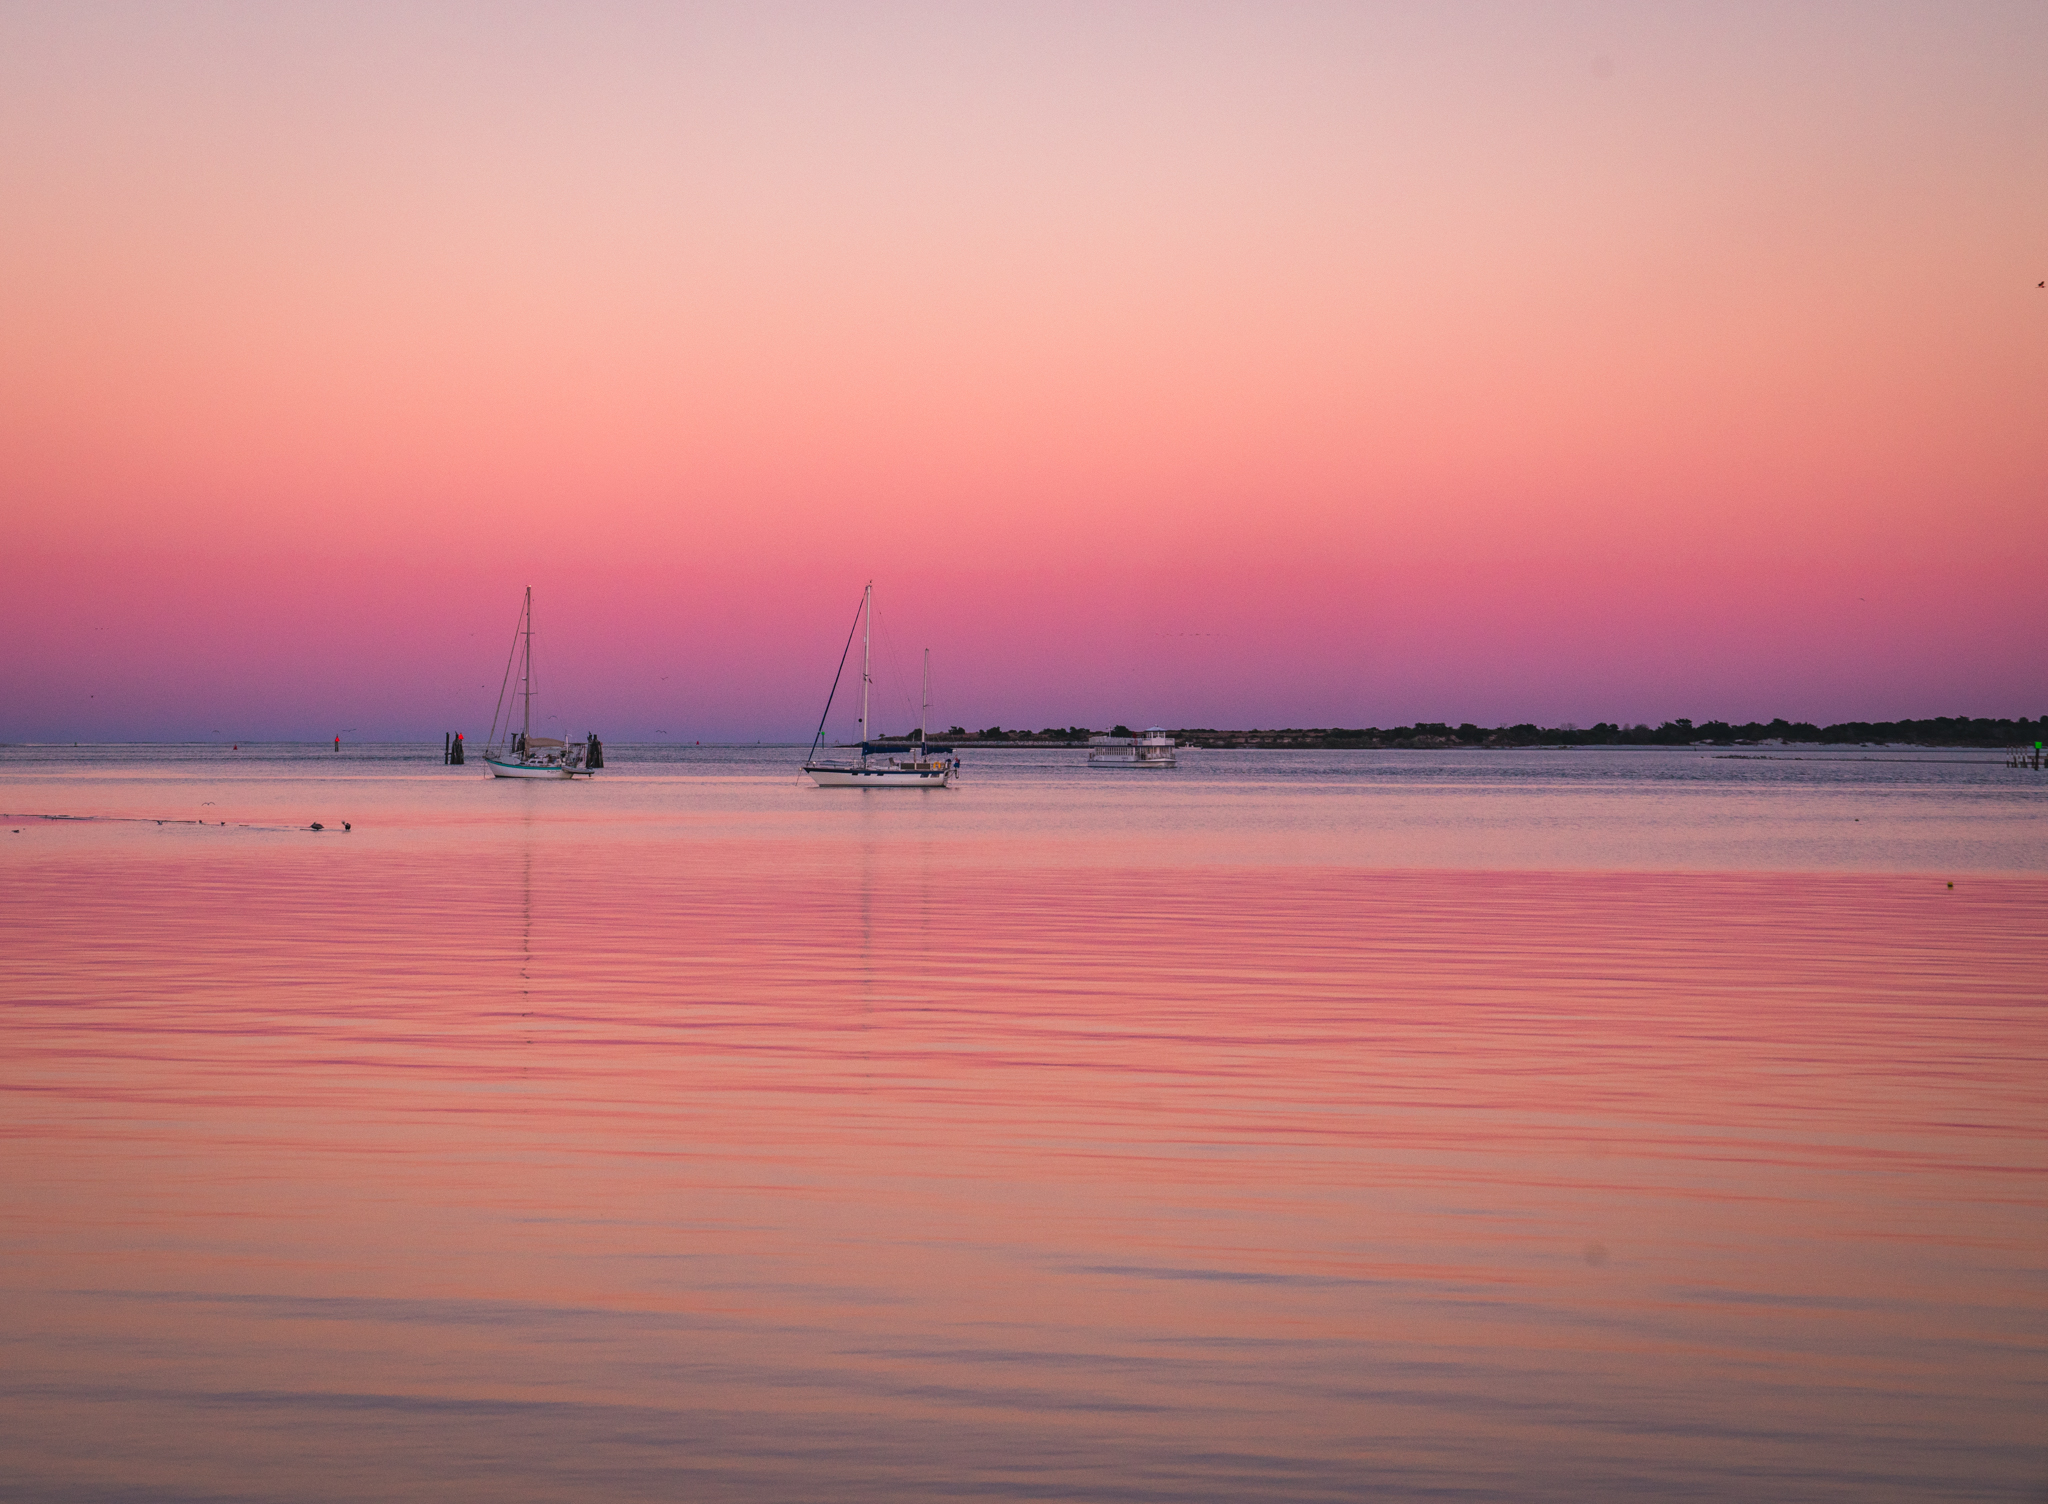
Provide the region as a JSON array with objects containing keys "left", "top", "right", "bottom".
[
  {"left": 803, "top": 583, "right": 957, "bottom": 788},
  {"left": 483, "top": 587, "right": 602, "bottom": 779}
]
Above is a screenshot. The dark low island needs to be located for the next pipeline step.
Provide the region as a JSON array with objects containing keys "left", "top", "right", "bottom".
[{"left": 924, "top": 715, "right": 2047, "bottom": 750}]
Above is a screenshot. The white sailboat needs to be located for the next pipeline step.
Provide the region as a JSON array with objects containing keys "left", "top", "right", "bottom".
[
  {"left": 483, "top": 587, "right": 600, "bottom": 779},
  {"left": 803, "top": 583, "right": 957, "bottom": 788}
]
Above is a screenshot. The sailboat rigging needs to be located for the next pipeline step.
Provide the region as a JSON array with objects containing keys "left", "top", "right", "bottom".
[
  {"left": 802, "top": 583, "right": 957, "bottom": 788},
  {"left": 483, "top": 587, "right": 602, "bottom": 779}
]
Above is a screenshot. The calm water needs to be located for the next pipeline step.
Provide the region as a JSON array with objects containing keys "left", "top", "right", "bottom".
[{"left": 3, "top": 746, "right": 2043, "bottom": 1501}]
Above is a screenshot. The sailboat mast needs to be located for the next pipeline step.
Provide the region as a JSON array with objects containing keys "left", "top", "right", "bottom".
[
  {"left": 921, "top": 648, "right": 929, "bottom": 747},
  {"left": 859, "top": 582, "right": 871, "bottom": 748},
  {"left": 522, "top": 586, "right": 533, "bottom": 747}
]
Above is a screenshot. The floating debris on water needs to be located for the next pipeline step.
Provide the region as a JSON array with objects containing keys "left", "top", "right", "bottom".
[{"left": 0, "top": 812, "right": 343, "bottom": 834}]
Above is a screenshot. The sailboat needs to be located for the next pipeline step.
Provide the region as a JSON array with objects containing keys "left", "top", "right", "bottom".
[
  {"left": 483, "top": 587, "right": 601, "bottom": 779},
  {"left": 803, "top": 583, "right": 957, "bottom": 788}
]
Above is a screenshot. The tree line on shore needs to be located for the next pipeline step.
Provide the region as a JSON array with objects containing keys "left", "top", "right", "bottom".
[{"left": 925, "top": 716, "right": 2047, "bottom": 749}]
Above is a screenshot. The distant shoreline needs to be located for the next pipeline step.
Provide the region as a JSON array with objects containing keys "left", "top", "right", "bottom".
[
  {"left": 4, "top": 716, "right": 2041, "bottom": 752},
  {"left": 927, "top": 716, "right": 2046, "bottom": 751}
]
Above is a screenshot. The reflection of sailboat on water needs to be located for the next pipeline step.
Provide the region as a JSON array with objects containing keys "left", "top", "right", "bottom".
[
  {"left": 484, "top": 587, "right": 603, "bottom": 779},
  {"left": 803, "top": 583, "right": 957, "bottom": 788}
]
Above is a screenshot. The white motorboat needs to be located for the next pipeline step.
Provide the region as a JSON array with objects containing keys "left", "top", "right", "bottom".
[
  {"left": 1088, "top": 728, "right": 1177, "bottom": 768},
  {"left": 483, "top": 587, "right": 602, "bottom": 779},
  {"left": 803, "top": 584, "right": 957, "bottom": 789}
]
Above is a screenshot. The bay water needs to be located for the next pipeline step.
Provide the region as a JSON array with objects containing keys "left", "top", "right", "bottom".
[{"left": 3, "top": 745, "right": 2042, "bottom": 1501}]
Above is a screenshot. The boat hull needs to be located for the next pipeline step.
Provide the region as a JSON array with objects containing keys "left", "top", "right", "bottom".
[
  {"left": 1087, "top": 756, "right": 1177, "bottom": 768},
  {"left": 484, "top": 756, "right": 582, "bottom": 779},
  {"left": 805, "top": 764, "right": 952, "bottom": 788}
]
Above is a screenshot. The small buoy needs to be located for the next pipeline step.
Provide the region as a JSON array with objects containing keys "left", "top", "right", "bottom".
[
  {"left": 343, "top": 822, "right": 351, "bottom": 831},
  {"left": 1947, "top": 881, "right": 1953, "bottom": 888},
  {"left": 311, "top": 822, "right": 323, "bottom": 831}
]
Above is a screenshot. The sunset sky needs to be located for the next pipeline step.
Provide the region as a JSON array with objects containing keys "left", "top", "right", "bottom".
[{"left": 4, "top": 0, "right": 2043, "bottom": 741}]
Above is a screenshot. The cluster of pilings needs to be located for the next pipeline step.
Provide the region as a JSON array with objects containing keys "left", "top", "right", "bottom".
[
  {"left": 443, "top": 732, "right": 465, "bottom": 765},
  {"left": 2007, "top": 744, "right": 2044, "bottom": 769}
]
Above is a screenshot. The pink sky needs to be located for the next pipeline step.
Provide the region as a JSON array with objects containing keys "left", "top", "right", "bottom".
[{"left": 4, "top": 1, "right": 2044, "bottom": 740}]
